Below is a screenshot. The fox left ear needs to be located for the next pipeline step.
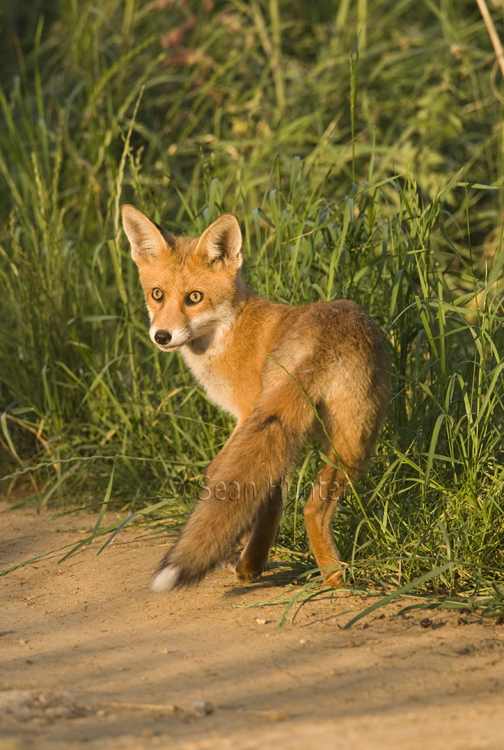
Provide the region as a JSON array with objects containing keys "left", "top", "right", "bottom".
[
  {"left": 122, "top": 205, "right": 176, "bottom": 265},
  {"left": 196, "top": 214, "right": 242, "bottom": 269}
]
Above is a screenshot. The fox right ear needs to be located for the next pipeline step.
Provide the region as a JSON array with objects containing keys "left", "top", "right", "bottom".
[
  {"left": 121, "top": 205, "right": 173, "bottom": 264},
  {"left": 196, "top": 214, "right": 242, "bottom": 269}
]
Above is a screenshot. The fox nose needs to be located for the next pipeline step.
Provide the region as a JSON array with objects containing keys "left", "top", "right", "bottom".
[{"left": 154, "top": 330, "right": 172, "bottom": 346}]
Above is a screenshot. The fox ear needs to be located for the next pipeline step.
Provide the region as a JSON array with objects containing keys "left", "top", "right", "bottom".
[
  {"left": 196, "top": 214, "right": 242, "bottom": 269},
  {"left": 121, "top": 205, "right": 175, "bottom": 264}
]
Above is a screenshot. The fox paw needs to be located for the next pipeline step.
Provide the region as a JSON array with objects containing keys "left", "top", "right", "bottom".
[
  {"left": 323, "top": 568, "right": 344, "bottom": 588},
  {"left": 221, "top": 552, "right": 264, "bottom": 581},
  {"left": 235, "top": 566, "right": 263, "bottom": 582}
]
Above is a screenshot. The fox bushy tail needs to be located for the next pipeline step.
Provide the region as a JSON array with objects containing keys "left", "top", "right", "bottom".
[{"left": 152, "top": 389, "right": 314, "bottom": 590}]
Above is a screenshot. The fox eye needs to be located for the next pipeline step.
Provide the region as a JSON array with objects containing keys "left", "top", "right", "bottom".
[
  {"left": 152, "top": 288, "right": 164, "bottom": 301},
  {"left": 187, "top": 291, "right": 203, "bottom": 305}
]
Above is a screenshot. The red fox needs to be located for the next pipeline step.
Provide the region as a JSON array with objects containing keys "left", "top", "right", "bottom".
[{"left": 122, "top": 206, "right": 389, "bottom": 591}]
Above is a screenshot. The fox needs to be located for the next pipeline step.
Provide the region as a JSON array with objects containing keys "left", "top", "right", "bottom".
[{"left": 121, "top": 205, "right": 389, "bottom": 592}]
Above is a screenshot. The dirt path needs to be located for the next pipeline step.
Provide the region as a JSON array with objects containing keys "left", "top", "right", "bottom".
[{"left": 1, "top": 501, "right": 503, "bottom": 750}]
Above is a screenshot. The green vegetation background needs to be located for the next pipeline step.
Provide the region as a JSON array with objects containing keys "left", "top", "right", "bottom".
[{"left": 0, "top": 0, "right": 503, "bottom": 611}]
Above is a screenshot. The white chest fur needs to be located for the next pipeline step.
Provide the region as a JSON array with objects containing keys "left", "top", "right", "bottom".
[{"left": 182, "top": 343, "right": 240, "bottom": 420}]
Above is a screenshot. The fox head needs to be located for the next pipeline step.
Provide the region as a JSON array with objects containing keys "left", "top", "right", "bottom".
[{"left": 122, "top": 205, "right": 244, "bottom": 352}]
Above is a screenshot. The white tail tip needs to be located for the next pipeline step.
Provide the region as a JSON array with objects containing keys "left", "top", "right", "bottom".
[{"left": 151, "top": 565, "right": 180, "bottom": 592}]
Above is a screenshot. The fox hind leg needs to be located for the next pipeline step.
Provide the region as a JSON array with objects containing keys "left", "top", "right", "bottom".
[
  {"left": 228, "top": 482, "right": 284, "bottom": 581},
  {"left": 304, "top": 389, "right": 388, "bottom": 587},
  {"left": 303, "top": 447, "right": 349, "bottom": 587},
  {"left": 305, "top": 358, "right": 388, "bottom": 588},
  {"left": 304, "top": 424, "right": 378, "bottom": 588}
]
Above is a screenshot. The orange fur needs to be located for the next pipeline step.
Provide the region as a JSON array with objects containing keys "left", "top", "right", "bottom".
[{"left": 122, "top": 206, "right": 389, "bottom": 590}]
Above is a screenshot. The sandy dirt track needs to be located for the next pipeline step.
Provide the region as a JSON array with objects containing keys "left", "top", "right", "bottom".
[{"left": 1, "top": 500, "right": 504, "bottom": 750}]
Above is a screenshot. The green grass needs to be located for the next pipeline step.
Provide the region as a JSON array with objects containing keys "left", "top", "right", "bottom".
[{"left": 0, "top": 0, "right": 503, "bottom": 616}]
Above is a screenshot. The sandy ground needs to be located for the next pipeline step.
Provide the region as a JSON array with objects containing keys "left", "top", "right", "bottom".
[{"left": 1, "top": 500, "right": 504, "bottom": 750}]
